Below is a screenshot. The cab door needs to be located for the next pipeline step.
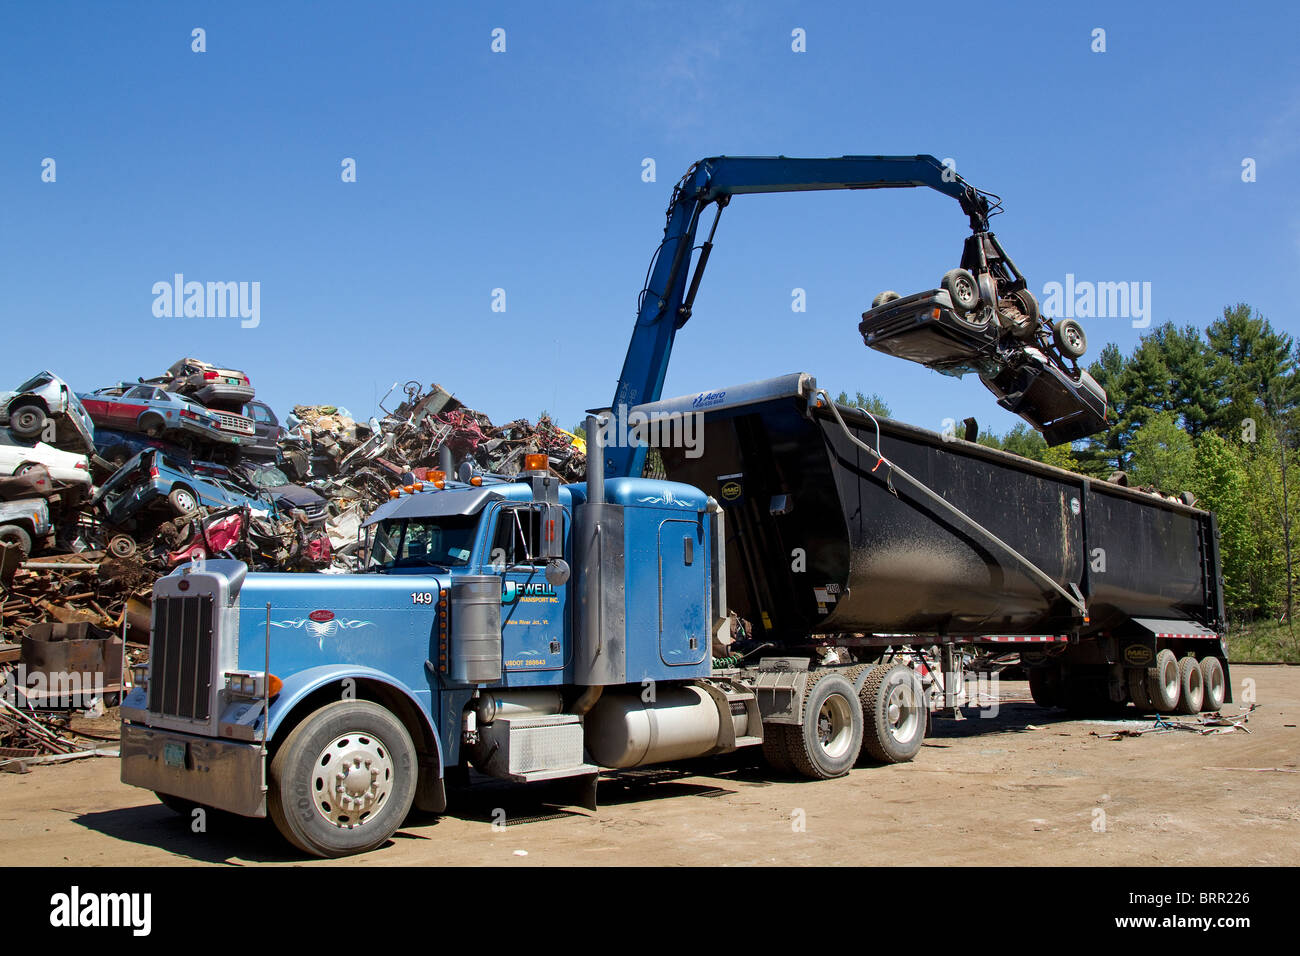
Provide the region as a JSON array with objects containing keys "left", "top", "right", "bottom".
[
  {"left": 488, "top": 503, "right": 566, "bottom": 681},
  {"left": 658, "top": 518, "right": 708, "bottom": 666}
]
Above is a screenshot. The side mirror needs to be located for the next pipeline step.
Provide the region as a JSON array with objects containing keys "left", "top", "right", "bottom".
[
  {"left": 540, "top": 502, "right": 564, "bottom": 560},
  {"left": 545, "top": 558, "right": 570, "bottom": 587}
]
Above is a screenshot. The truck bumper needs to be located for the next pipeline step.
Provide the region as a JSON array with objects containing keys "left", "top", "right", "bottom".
[{"left": 120, "top": 722, "right": 267, "bottom": 818}]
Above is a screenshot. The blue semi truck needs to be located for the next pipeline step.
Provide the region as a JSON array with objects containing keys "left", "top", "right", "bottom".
[
  {"left": 119, "top": 377, "right": 1230, "bottom": 857},
  {"left": 120, "top": 157, "right": 1229, "bottom": 856}
]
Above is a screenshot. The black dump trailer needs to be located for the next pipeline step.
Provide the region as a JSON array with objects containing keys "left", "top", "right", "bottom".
[{"left": 640, "top": 373, "right": 1230, "bottom": 719}]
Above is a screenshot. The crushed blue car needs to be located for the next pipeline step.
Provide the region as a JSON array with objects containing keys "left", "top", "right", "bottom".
[{"left": 94, "top": 448, "right": 277, "bottom": 531}]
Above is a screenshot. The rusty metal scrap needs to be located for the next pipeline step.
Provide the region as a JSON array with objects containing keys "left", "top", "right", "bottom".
[{"left": 2, "top": 378, "right": 586, "bottom": 697}]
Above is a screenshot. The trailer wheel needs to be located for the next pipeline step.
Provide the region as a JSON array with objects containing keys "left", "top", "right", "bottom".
[
  {"left": 1027, "top": 666, "right": 1062, "bottom": 708},
  {"left": 1199, "top": 657, "right": 1226, "bottom": 712},
  {"left": 1063, "top": 679, "right": 1122, "bottom": 716},
  {"left": 1146, "top": 649, "right": 1181, "bottom": 713},
  {"left": 785, "top": 673, "right": 862, "bottom": 779},
  {"left": 859, "top": 663, "right": 926, "bottom": 764},
  {"left": 760, "top": 723, "right": 794, "bottom": 773},
  {"left": 268, "top": 700, "right": 417, "bottom": 858},
  {"left": 1176, "top": 656, "right": 1204, "bottom": 715},
  {"left": 1127, "top": 668, "right": 1154, "bottom": 712},
  {"left": 942, "top": 268, "right": 980, "bottom": 313}
]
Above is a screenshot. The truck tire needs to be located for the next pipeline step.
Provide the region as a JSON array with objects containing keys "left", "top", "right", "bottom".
[
  {"left": 268, "top": 700, "right": 417, "bottom": 858},
  {"left": 1199, "top": 656, "right": 1226, "bottom": 712},
  {"left": 785, "top": 673, "right": 863, "bottom": 779},
  {"left": 760, "top": 723, "right": 794, "bottom": 773},
  {"left": 1176, "top": 656, "right": 1204, "bottom": 715},
  {"left": 9, "top": 403, "right": 47, "bottom": 439},
  {"left": 168, "top": 486, "right": 199, "bottom": 515},
  {"left": 859, "top": 663, "right": 926, "bottom": 764},
  {"left": 1128, "top": 667, "right": 1154, "bottom": 712},
  {"left": 941, "top": 268, "right": 980, "bottom": 313},
  {"left": 0, "top": 524, "right": 33, "bottom": 556},
  {"left": 1063, "top": 678, "right": 1119, "bottom": 716},
  {"left": 1027, "top": 666, "right": 1062, "bottom": 708},
  {"left": 871, "top": 290, "right": 901, "bottom": 309},
  {"left": 1147, "top": 649, "right": 1181, "bottom": 713}
]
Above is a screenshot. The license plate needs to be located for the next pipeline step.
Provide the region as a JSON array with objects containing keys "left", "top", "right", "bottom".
[
  {"left": 163, "top": 742, "right": 187, "bottom": 768},
  {"left": 225, "top": 377, "right": 240, "bottom": 385}
]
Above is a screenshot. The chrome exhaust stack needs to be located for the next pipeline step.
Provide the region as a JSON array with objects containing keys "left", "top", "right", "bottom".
[{"left": 573, "top": 413, "right": 625, "bottom": 685}]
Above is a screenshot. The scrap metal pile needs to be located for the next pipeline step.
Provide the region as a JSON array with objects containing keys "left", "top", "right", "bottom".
[
  {"left": 0, "top": 366, "right": 586, "bottom": 723},
  {"left": 282, "top": 381, "right": 586, "bottom": 561}
]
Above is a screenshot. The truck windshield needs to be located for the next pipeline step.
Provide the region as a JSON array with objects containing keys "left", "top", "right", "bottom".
[{"left": 369, "top": 515, "right": 480, "bottom": 569}]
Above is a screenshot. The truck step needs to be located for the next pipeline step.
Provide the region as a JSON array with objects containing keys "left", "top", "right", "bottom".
[{"left": 504, "top": 764, "right": 599, "bottom": 784}]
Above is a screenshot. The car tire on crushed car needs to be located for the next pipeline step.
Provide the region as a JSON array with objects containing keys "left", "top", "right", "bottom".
[
  {"left": 168, "top": 486, "right": 199, "bottom": 515},
  {"left": 108, "top": 534, "right": 137, "bottom": 558},
  {"left": 871, "top": 290, "right": 901, "bottom": 309},
  {"left": 139, "top": 413, "right": 165, "bottom": 438},
  {"left": 9, "top": 403, "right": 48, "bottom": 439},
  {"left": 941, "top": 268, "right": 980, "bottom": 313},
  {"left": 0, "top": 525, "right": 33, "bottom": 556},
  {"left": 1053, "top": 318, "right": 1088, "bottom": 359}
]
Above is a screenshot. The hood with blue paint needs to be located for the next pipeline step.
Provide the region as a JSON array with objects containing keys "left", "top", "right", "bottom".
[{"left": 235, "top": 571, "right": 447, "bottom": 688}]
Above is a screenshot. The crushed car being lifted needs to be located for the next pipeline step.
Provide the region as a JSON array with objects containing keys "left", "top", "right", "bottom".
[{"left": 859, "top": 232, "right": 1107, "bottom": 446}]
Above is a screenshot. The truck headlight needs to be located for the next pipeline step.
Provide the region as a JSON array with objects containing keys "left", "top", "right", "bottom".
[{"left": 224, "top": 671, "right": 283, "bottom": 699}]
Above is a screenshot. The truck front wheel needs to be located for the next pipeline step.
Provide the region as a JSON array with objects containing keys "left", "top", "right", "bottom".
[{"left": 268, "top": 700, "right": 417, "bottom": 858}]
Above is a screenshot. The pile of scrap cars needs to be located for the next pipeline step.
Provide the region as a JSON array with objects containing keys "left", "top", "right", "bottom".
[{"left": 0, "top": 362, "right": 585, "bottom": 748}]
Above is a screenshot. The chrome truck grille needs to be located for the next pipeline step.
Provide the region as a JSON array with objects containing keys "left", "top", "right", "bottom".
[{"left": 148, "top": 594, "right": 216, "bottom": 720}]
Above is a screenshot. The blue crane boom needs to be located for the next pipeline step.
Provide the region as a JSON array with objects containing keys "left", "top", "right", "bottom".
[{"left": 606, "top": 154, "right": 994, "bottom": 479}]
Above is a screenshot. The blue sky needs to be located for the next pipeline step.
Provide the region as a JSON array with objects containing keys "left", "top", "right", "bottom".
[{"left": 3, "top": 1, "right": 1297, "bottom": 436}]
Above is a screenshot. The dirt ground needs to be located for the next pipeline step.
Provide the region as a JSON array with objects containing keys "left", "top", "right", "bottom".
[{"left": 1, "top": 664, "right": 1296, "bottom": 866}]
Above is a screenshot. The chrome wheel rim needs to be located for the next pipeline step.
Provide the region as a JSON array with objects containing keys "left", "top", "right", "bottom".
[
  {"left": 885, "top": 680, "right": 921, "bottom": 743},
  {"left": 1162, "top": 661, "right": 1178, "bottom": 697},
  {"left": 312, "top": 731, "right": 394, "bottom": 829},
  {"left": 816, "top": 694, "right": 854, "bottom": 760}
]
